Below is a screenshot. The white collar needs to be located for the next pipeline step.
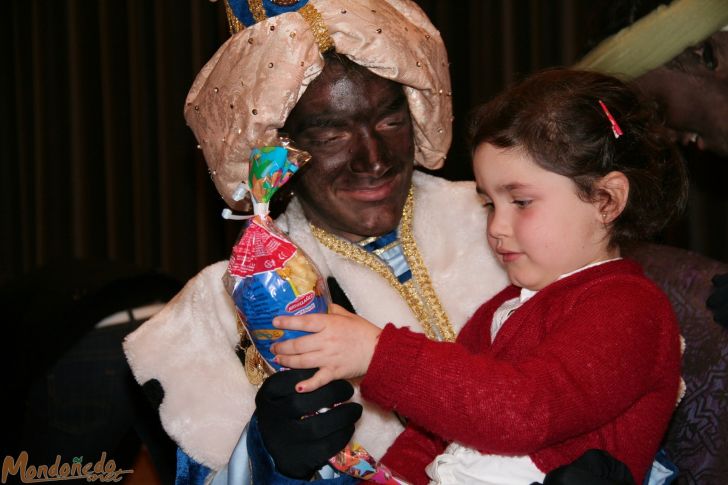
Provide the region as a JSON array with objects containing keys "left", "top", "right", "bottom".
[{"left": 519, "top": 257, "right": 623, "bottom": 303}]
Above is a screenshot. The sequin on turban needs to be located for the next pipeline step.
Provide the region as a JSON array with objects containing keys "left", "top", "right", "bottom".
[{"left": 185, "top": 0, "right": 453, "bottom": 209}]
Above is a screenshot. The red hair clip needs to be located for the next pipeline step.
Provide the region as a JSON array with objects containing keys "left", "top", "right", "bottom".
[{"left": 598, "top": 100, "right": 623, "bottom": 139}]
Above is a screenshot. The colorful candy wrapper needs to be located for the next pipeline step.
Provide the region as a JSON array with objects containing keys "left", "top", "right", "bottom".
[
  {"left": 223, "top": 137, "right": 408, "bottom": 484},
  {"left": 331, "top": 442, "right": 408, "bottom": 484}
]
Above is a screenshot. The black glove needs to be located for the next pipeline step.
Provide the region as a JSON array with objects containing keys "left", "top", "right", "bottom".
[
  {"left": 536, "top": 449, "right": 635, "bottom": 485},
  {"left": 706, "top": 272, "right": 728, "bottom": 329},
  {"left": 255, "top": 368, "right": 363, "bottom": 480}
]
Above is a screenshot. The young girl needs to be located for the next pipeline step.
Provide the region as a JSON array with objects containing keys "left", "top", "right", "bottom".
[{"left": 270, "top": 69, "right": 687, "bottom": 484}]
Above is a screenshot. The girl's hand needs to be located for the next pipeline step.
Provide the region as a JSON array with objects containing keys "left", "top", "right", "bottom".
[{"left": 271, "top": 304, "right": 382, "bottom": 392}]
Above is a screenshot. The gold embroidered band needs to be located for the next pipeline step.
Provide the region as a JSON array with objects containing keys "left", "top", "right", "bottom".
[
  {"left": 224, "top": 0, "right": 245, "bottom": 35},
  {"left": 223, "top": 0, "right": 334, "bottom": 53},
  {"left": 298, "top": 3, "right": 335, "bottom": 53},
  {"left": 248, "top": 0, "right": 268, "bottom": 24}
]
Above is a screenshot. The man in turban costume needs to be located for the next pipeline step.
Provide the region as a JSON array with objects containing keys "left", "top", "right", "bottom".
[{"left": 123, "top": 0, "right": 507, "bottom": 482}]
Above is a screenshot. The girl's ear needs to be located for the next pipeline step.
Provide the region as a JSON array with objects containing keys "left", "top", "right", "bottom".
[{"left": 595, "top": 171, "right": 629, "bottom": 224}]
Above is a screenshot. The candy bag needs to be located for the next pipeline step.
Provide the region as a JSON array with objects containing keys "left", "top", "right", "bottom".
[
  {"left": 223, "top": 139, "right": 326, "bottom": 373},
  {"left": 223, "top": 137, "right": 408, "bottom": 484}
]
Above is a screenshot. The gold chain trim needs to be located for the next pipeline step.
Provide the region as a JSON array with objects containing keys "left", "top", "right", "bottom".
[
  {"left": 399, "top": 189, "right": 456, "bottom": 342},
  {"left": 237, "top": 314, "right": 270, "bottom": 386},
  {"left": 298, "top": 3, "right": 334, "bottom": 53},
  {"left": 247, "top": 0, "right": 268, "bottom": 23},
  {"left": 311, "top": 187, "right": 455, "bottom": 342},
  {"left": 224, "top": 0, "right": 245, "bottom": 35}
]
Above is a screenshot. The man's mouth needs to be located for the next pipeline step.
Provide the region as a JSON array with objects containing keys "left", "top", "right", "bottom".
[{"left": 341, "top": 176, "right": 399, "bottom": 202}]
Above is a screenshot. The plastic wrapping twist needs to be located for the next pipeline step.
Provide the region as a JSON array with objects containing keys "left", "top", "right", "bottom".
[{"left": 223, "top": 137, "right": 408, "bottom": 483}]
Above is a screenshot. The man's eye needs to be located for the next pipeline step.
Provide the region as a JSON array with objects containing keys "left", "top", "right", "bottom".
[
  {"left": 377, "top": 115, "right": 406, "bottom": 130},
  {"left": 512, "top": 199, "right": 532, "bottom": 208},
  {"left": 311, "top": 136, "right": 341, "bottom": 145},
  {"left": 305, "top": 130, "right": 346, "bottom": 146},
  {"left": 695, "top": 41, "right": 717, "bottom": 70}
]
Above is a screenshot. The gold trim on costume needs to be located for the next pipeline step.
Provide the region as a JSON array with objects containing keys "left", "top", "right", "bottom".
[
  {"left": 244, "top": 345, "right": 268, "bottom": 386},
  {"left": 237, "top": 314, "right": 270, "bottom": 386},
  {"left": 311, "top": 187, "right": 455, "bottom": 342},
  {"left": 399, "top": 189, "right": 456, "bottom": 342},
  {"left": 298, "top": 3, "right": 335, "bottom": 53},
  {"left": 248, "top": 0, "right": 268, "bottom": 24},
  {"left": 224, "top": 0, "right": 245, "bottom": 35},
  {"left": 357, "top": 235, "right": 379, "bottom": 246}
]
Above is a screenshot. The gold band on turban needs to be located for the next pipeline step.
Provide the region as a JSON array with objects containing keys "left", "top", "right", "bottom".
[
  {"left": 575, "top": 0, "right": 728, "bottom": 81},
  {"left": 185, "top": 0, "right": 453, "bottom": 209}
]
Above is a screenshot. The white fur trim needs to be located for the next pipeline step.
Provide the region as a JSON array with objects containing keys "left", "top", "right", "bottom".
[
  {"left": 123, "top": 171, "right": 508, "bottom": 469},
  {"left": 123, "top": 262, "right": 255, "bottom": 469}
]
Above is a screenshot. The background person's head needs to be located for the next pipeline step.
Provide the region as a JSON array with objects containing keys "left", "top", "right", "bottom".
[
  {"left": 578, "top": 0, "right": 728, "bottom": 157},
  {"left": 468, "top": 69, "right": 688, "bottom": 288},
  {"left": 632, "top": 30, "right": 728, "bottom": 156},
  {"left": 183, "top": 0, "right": 452, "bottom": 240}
]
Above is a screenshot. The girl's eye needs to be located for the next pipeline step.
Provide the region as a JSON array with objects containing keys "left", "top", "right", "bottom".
[
  {"left": 512, "top": 199, "right": 532, "bottom": 208},
  {"left": 478, "top": 194, "right": 494, "bottom": 210}
]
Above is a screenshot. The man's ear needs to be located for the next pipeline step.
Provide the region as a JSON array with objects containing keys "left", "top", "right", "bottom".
[{"left": 595, "top": 171, "right": 629, "bottom": 224}]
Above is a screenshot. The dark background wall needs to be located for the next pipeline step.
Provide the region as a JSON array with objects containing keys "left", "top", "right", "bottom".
[{"left": 3, "top": 0, "right": 727, "bottom": 284}]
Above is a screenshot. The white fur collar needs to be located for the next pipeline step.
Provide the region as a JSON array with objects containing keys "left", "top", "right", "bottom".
[{"left": 123, "top": 171, "right": 507, "bottom": 469}]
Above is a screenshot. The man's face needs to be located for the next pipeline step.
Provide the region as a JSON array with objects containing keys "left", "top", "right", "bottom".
[
  {"left": 634, "top": 32, "right": 728, "bottom": 157},
  {"left": 283, "top": 60, "right": 415, "bottom": 242}
]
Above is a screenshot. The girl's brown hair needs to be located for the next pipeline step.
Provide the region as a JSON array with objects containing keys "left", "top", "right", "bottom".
[{"left": 468, "top": 68, "right": 688, "bottom": 246}]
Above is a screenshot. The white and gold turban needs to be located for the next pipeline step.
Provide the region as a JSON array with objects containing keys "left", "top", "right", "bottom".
[
  {"left": 185, "top": 0, "right": 453, "bottom": 209},
  {"left": 576, "top": 0, "right": 728, "bottom": 81}
]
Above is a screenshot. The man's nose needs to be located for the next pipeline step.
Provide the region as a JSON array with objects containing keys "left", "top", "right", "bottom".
[{"left": 349, "top": 127, "right": 390, "bottom": 177}]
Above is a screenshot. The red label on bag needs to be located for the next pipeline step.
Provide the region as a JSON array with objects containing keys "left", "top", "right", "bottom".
[
  {"left": 285, "top": 291, "right": 315, "bottom": 313},
  {"left": 228, "top": 218, "right": 297, "bottom": 277}
]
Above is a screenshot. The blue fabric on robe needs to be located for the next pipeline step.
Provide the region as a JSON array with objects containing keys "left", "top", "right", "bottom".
[
  {"left": 175, "top": 447, "right": 212, "bottom": 485},
  {"left": 643, "top": 449, "right": 678, "bottom": 485}
]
